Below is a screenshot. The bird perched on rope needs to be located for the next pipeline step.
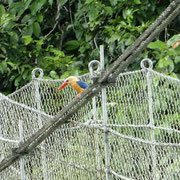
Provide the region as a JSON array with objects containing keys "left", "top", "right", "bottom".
[{"left": 59, "top": 76, "right": 89, "bottom": 98}]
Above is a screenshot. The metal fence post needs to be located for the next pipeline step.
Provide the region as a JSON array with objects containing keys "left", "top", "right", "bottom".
[
  {"left": 100, "top": 45, "right": 110, "bottom": 180},
  {"left": 92, "top": 92, "right": 101, "bottom": 178},
  {"left": 19, "top": 119, "right": 25, "bottom": 180},
  {"left": 32, "top": 68, "right": 48, "bottom": 180},
  {"left": 141, "top": 59, "right": 158, "bottom": 180},
  {"left": 0, "top": 96, "right": 3, "bottom": 161},
  {"left": 88, "top": 59, "right": 102, "bottom": 178}
]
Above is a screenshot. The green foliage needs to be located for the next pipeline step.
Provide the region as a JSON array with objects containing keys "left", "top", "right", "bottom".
[
  {"left": 0, "top": 1, "right": 77, "bottom": 93},
  {"left": 72, "top": 0, "right": 170, "bottom": 66},
  {"left": 0, "top": 0, "right": 179, "bottom": 95},
  {"left": 147, "top": 36, "right": 180, "bottom": 79}
]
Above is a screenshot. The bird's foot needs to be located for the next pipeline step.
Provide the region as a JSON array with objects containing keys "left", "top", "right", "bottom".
[{"left": 75, "top": 93, "right": 81, "bottom": 99}]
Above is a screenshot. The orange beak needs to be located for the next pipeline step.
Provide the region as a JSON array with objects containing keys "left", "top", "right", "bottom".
[{"left": 59, "top": 82, "right": 68, "bottom": 90}]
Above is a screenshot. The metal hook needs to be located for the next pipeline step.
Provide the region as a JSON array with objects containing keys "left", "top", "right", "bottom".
[
  {"left": 140, "top": 58, "right": 153, "bottom": 69},
  {"left": 88, "top": 60, "right": 102, "bottom": 77},
  {"left": 32, "top": 68, "right": 44, "bottom": 79}
]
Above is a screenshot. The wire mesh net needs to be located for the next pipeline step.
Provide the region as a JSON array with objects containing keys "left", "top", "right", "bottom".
[{"left": 0, "top": 62, "right": 180, "bottom": 180}]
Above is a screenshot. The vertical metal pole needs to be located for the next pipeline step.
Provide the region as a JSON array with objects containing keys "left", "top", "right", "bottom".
[
  {"left": 93, "top": 95, "right": 101, "bottom": 177},
  {"left": 92, "top": 98, "right": 97, "bottom": 121},
  {"left": 19, "top": 119, "right": 25, "bottom": 180},
  {"left": 147, "top": 70, "right": 158, "bottom": 180},
  {"left": 89, "top": 58, "right": 102, "bottom": 178},
  {"left": 0, "top": 96, "right": 5, "bottom": 163},
  {"left": 100, "top": 45, "right": 110, "bottom": 180},
  {"left": 34, "top": 79, "right": 48, "bottom": 180}
]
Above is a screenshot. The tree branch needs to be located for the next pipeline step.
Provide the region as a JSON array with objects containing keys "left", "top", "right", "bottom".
[{"left": 43, "top": 0, "right": 61, "bottom": 39}]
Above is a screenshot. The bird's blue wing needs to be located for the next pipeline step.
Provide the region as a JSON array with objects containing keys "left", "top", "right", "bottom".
[{"left": 77, "top": 81, "right": 88, "bottom": 89}]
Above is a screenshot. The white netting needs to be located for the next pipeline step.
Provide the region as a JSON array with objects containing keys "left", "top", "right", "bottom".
[{"left": 0, "top": 62, "right": 180, "bottom": 180}]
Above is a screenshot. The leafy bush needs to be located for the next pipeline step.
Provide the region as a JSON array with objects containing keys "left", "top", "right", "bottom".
[
  {"left": 147, "top": 35, "right": 180, "bottom": 79},
  {"left": 0, "top": 0, "right": 179, "bottom": 94}
]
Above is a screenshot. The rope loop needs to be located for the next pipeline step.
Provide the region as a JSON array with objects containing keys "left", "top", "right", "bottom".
[
  {"left": 140, "top": 58, "right": 153, "bottom": 69},
  {"left": 32, "top": 68, "right": 44, "bottom": 79}
]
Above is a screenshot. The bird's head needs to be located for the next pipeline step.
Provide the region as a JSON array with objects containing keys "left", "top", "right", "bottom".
[{"left": 59, "top": 76, "right": 79, "bottom": 90}]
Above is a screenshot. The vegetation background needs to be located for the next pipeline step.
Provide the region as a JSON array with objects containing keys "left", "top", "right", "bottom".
[{"left": 0, "top": 0, "right": 180, "bottom": 94}]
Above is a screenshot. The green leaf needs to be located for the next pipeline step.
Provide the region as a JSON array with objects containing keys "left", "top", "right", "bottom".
[
  {"left": 9, "top": 75, "right": 17, "bottom": 82},
  {"left": 17, "top": 7, "right": 26, "bottom": 18},
  {"left": 7, "top": 62, "right": 16, "bottom": 69},
  {"left": 0, "top": 66, "right": 3, "bottom": 74},
  {"left": 59, "top": 0, "right": 68, "bottom": 6},
  {"left": 88, "top": 8, "right": 99, "bottom": 21},
  {"left": 9, "top": 32, "right": 19, "bottom": 43},
  {"left": 22, "top": 35, "right": 33, "bottom": 45},
  {"left": 8, "top": 0, "right": 13, "bottom": 6},
  {"left": 14, "top": 76, "right": 22, "bottom": 87},
  {"left": 167, "top": 49, "right": 177, "bottom": 56},
  {"left": 35, "top": 39, "right": 44, "bottom": 46},
  {"left": 23, "top": 25, "right": 33, "bottom": 36},
  {"left": 175, "top": 46, "right": 180, "bottom": 53},
  {"left": 105, "top": 7, "right": 113, "bottom": 16},
  {"left": 10, "top": 2, "right": 24, "bottom": 9},
  {"left": 49, "top": 48, "right": 65, "bottom": 57},
  {"left": 175, "top": 56, "right": 180, "bottom": 64},
  {"left": 33, "top": 22, "right": 41, "bottom": 37},
  {"left": 0, "top": 47, "right": 6, "bottom": 54},
  {"left": 31, "top": 0, "right": 46, "bottom": 15},
  {"left": 85, "top": 0, "right": 93, "bottom": 4},
  {"left": 0, "top": 54, "right": 5, "bottom": 58},
  {"left": 25, "top": 0, "right": 33, "bottom": 9},
  {"left": 156, "top": 58, "right": 174, "bottom": 73},
  {"left": 65, "top": 40, "right": 82, "bottom": 51},
  {"left": 0, "top": 5, "right": 5, "bottom": 17},
  {"left": 37, "top": 14, "right": 43, "bottom": 22},
  {"left": 167, "top": 35, "right": 180, "bottom": 47},
  {"left": 60, "top": 71, "right": 71, "bottom": 79},
  {"left": 0, "top": 61, "right": 8, "bottom": 73},
  {"left": 123, "top": 9, "right": 132, "bottom": 19},
  {"left": 17, "top": 0, "right": 33, "bottom": 18},
  {"left": 109, "top": 33, "right": 121, "bottom": 42},
  {"left": 109, "top": 0, "right": 117, "bottom": 6},
  {"left": 147, "top": 40, "right": 168, "bottom": 50},
  {"left": 50, "top": 70, "right": 59, "bottom": 79},
  {"left": 21, "top": 14, "right": 32, "bottom": 24},
  {"left": 22, "top": 70, "right": 30, "bottom": 80},
  {"left": 49, "top": 0, "right": 53, "bottom": 5},
  {"left": 75, "top": 30, "right": 83, "bottom": 40},
  {"left": 125, "top": 36, "right": 135, "bottom": 46},
  {"left": 3, "top": 18, "right": 15, "bottom": 31},
  {"left": 134, "top": 0, "right": 141, "bottom": 4}
]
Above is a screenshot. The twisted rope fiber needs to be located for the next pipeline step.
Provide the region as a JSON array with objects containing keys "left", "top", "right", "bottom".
[
  {"left": 59, "top": 120, "right": 180, "bottom": 136},
  {"left": 110, "top": 170, "right": 134, "bottom": 180},
  {"left": 148, "top": 69, "right": 180, "bottom": 83},
  {"left": 79, "top": 123, "right": 180, "bottom": 147},
  {"left": 1, "top": 0, "right": 180, "bottom": 172},
  {"left": 0, "top": 93, "right": 53, "bottom": 119}
]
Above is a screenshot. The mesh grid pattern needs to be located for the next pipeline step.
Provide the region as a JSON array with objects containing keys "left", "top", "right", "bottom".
[{"left": 0, "top": 67, "right": 180, "bottom": 180}]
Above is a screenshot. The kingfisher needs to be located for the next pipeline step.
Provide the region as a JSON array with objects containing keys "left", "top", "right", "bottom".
[{"left": 59, "top": 76, "right": 89, "bottom": 98}]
